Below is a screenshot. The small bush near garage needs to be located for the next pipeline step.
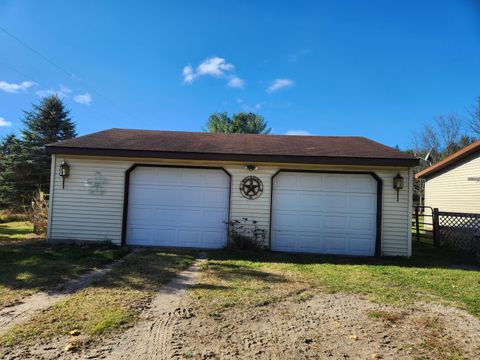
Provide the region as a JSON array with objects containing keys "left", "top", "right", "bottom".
[
  {"left": 226, "top": 218, "right": 267, "bottom": 250},
  {"left": 27, "top": 191, "right": 49, "bottom": 236}
]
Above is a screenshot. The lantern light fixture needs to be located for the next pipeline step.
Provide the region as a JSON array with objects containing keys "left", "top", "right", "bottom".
[
  {"left": 245, "top": 164, "right": 257, "bottom": 171},
  {"left": 59, "top": 160, "right": 70, "bottom": 189},
  {"left": 393, "top": 173, "right": 404, "bottom": 202}
]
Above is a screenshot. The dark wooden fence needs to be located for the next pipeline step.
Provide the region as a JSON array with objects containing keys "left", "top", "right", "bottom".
[{"left": 413, "top": 206, "right": 480, "bottom": 253}]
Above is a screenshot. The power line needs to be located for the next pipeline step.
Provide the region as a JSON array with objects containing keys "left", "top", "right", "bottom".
[
  {"left": 0, "top": 60, "right": 40, "bottom": 84},
  {"left": 0, "top": 25, "right": 136, "bottom": 122},
  {"left": 0, "top": 60, "right": 125, "bottom": 125}
]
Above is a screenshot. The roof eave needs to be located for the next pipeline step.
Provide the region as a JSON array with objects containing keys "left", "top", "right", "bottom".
[
  {"left": 416, "top": 143, "right": 480, "bottom": 179},
  {"left": 45, "top": 146, "right": 420, "bottom": 167}
]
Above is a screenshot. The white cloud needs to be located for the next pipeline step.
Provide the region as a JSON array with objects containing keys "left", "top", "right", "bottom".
[
  {"left": 285, "top": 130, "right": 312, "bottom": 136},
  {"left": 0, "top": 80, "right": 36, "bottom": 93},
  {"left": 73, "top": 93, "right": 92, "bottom": 105},
  {"left": 182, "top": 65, "right": 195, "bottom": 84},
  {"left": 267, "top": 78, "right": 294, "bottom": 93},
  {"left": 0, "top": 117, "right": 12, "bottom": 127},
  {"left": 35, "top": 85, "right": 72, "bottom": 98},
  {"left": 227, "top": 76, "right": 245, "bottom": 89},
  {"left": 182, "top": 57, "right": 244, "bottom": 89},
  {"left": 196, "top": 57, "right": 233, "bottom": 77}
]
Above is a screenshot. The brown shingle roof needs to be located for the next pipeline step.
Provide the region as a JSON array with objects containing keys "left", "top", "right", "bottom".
[
  {"left": 46, "top": 128, "right": 419, "bottom": 166},
  {"left": 416, "top": 140, "right": 480, "bottom": 179}
]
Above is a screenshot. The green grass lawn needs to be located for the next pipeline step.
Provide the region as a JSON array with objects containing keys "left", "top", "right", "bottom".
[
  {"left": 192, "top": 243, "right": 480, "bottom": 319},
  {"left": 0, "top": 221, "right": 35, "bottom": 240},
  {"left": 0, "top": 250, "right": 196, "bottom": 348},
  {"left": 0, "top": 221, "right": 129, "bottom": 310}
]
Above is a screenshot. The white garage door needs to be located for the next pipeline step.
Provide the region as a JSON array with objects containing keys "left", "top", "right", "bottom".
[
  {"left": 271, "top": 172, "right": 377, "bottom": 255},
  {"left": 126, "top": 167, "right": 230, "bottom": 248}
]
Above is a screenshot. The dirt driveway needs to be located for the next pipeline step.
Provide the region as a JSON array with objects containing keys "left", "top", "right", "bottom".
[
  {"left": 171, "top": 293, "right": 480, "bottom": 359},
  {"left": 3, "top": 245, "right": 480, "bottom": 359}
]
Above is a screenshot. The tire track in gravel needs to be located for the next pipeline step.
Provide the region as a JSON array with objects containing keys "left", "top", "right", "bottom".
[
  {"left": 0, "top": 251, "right": 137, "bottom": 335},
  {"left": 86, "top": 253, "right": 206, "bottom": 360}
]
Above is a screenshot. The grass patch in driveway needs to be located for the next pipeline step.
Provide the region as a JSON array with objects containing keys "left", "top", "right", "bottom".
[
  {"left": 192, "top": 243, "right": 480, "bottom": 318},
  {"left": 0, "top": 223, "right": 128, "bottom": 310},
  {"left": 0, "top": 250, "right": 196, "bottom": 347}
]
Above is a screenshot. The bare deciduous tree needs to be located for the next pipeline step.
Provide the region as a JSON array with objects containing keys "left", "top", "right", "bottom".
[
  {"left": 469, "top": 96, "right": 480, "bottom": 137},
  {"left": 410, "top": 113, "right": 475, "bottom": 206}
]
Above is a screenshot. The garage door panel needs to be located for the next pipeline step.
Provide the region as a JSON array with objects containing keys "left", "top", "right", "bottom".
[
  {"left": 272, "top": 213, "right": 296, "bottom": 228},
  {"left": 298, "top": 174, "right": 323, "bottom": 189},
  {"left": 297, "top": 234, "right": 324, "bottom": 251},
  {"left": 323, "top": 215, "right": 347, "bottom": 230},
  {"left": 272, "top": 172, "right": 377, "bottom": 256},
  {"left": 324, "top": 175, "right": 348, "bottom": 191},
  {"left": 271, "top": 231, "right": 296, "bottom": 251},
  {"left": 350, "top": 216, "right": 375, "bottom": 232},
  {"left": 127, "top": 167, "right": 229, "bottom": 248},
  {"left": 349, "top": 235, "right": 374, "bottom": 254},
  {"left": 296, "top": 214, "right": 324, "bottom": 229},
  {"left": 203, "top": 171, "right": 229, "bottom": 186},
  {"left": 129, "top": 185, "right": 158, "bottom": 204},
  {"left": 128, "top": 206, "right": 154, "bottom": 225},
  {"left": 202, "top": 231, "right": 226, "bottom": 247},
  {"left": 152, "top": 208, "right": 179, "bottom": 225},
  {"left": 274, "top": 173, "right": 298, "bottom": 188},
  {"left": 176, "top": 209, "right": 203, "bottom": 227},
  {"left": 202, "top": 189, "right": 229, "bottom": 207},
  {"left": 297, "top": 192, "right": 324, "bottom": 210},
  {"left": 349, "top": 177, "right": 377, "bottom": 193},
  {"left": 178, "top": 230, "right": 200, "bottom": 246},
  {"left": 153, "top": 228, "right": 178, "bottom": 245},
  {"left": 274, "top": 191, "right": 298, "bottom": 206},
  {"left": 155, "top": 169, "right": 180, "bottom": 184},
  {"left": 350, "top": 195, "right": 376, "bottom": 211},
  {"left": 323, "top": 234, "right": 347, "bottom": 252},
  {"left": 202, "top": 209, "right": 228, "bottom": 227},
  {"left": 324, "top": 194, "right": 348, "bottom": 209}
]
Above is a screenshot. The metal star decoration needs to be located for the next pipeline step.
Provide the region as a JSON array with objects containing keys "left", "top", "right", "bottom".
[{"left": 240, "top": 176, "right": 263, "bottom": 200}]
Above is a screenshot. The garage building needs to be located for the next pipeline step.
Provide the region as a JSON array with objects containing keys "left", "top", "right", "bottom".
[{"left": 46, "top": 128, "right": 418, "bottom": 256}]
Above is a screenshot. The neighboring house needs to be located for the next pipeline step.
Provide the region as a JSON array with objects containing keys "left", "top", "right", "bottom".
[
  {"left": 416, "top": 141, "right": 480, "bottom": 214},
  {"left": 45, "top": 129, "right": 418, "bottom": 256}
]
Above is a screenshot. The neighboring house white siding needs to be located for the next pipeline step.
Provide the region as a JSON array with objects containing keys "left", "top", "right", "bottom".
[
  {"left": 48, "top": 156, "right": 412, "bottom": 256},
  {"left": 424, "top": 154, "right": 480, "bottom": 214}
]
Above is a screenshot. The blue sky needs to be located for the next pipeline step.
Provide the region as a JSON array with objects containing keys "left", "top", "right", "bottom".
[{"left": 1, "top": 0, "right": 479, "bottom": 148}]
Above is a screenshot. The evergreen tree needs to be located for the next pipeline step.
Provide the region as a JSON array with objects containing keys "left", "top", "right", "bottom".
[{"left": 0, "top": 96, "right": 76, "bottom": 209}]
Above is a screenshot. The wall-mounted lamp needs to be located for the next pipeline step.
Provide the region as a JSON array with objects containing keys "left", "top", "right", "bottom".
[
  {"left": 245, "top": 164, "right": 257, "bottom": 171},
  {"left": 393, "top": 173, "right": 404, "bottom": 202},
  {"left": 59, "top": 160, "right": 70, "bottom": 189}
]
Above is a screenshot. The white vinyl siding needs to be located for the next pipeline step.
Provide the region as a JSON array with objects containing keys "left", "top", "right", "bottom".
[
  {"left": 48, "top": 156, "right": 412, "bottom": 256},
  {"left": 424, "top": 154, "right": 480, "bottom": 214}
]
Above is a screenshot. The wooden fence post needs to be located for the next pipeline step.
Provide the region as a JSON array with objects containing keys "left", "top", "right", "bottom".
[
  {"left": 415, "top": 206, "right": 420, "bottom": 242},
  {"left": 433, "top": 208, "right": 440, "bottom": 247}
]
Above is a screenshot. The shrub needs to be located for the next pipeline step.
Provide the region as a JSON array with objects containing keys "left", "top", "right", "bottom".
[
  {"left": 225, "top": 217, "right": 267, "bottom": 250},
  {"left": 28, "top": 191, "right": 48, "bottom": 236}
]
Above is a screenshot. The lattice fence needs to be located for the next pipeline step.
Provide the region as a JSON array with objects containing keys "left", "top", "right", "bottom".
[{"left": 438, "top": 211, "right": 480, "bottom": 252}]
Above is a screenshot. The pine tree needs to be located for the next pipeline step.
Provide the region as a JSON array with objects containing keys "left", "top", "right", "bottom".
[{"left": 0, "top": 96, "right": 76, "bottom": 209}]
